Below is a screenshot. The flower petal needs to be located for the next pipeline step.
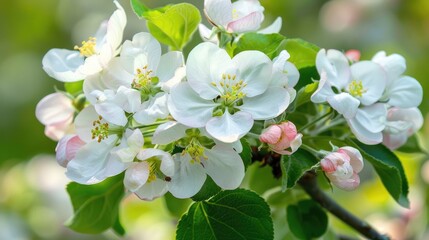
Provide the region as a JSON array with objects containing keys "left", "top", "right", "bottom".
[
  {"left": 65, "top": 137, "right": 117, "bottom": 184},
  {"left": 339, "top": 147, "right": 363, "bottom": 173},
  {"left": 137, "top": 148, "right": 175, "bottom": 177},
  {"left": 135, "top": 178, "right": 168, "bottom": 201},
  {"left": 121, "top": 32, "right": 161, "bottom": 73},
  {"left": 169, "top": 154, "right": 206, "bottom": 199},
  {"left": 329, "top": 172, "right": 360, "bottom": 191},
  {"left": 134, "top": 93, "right": 169, "bottom": 125},
  {"left": 157, "top": 51, "right": 185, "bottom": 83},
  {"left": 203, "top": 145, "right": 245, "bottom": 189},
  {"left": 227, "top": 11, "right": 264, "bottom": 33},
  {"left": 316, "top": 49, "right": 351, "bottom": 89},
  {"left": 311, "top": 71, "right": 335, "bottom": 103},
  {"left": 258, "top": 17, "right": 282, "bottom": 34},
  {"left": 386, "top": 76, "right": 423, "bottom": 108},
  {"left": 206, "top": 111, "right": 253, "bottom": 143},
  {"left": 152, "top": 121, "right": 188, "bottom": 145},
  {"left": 168, "top": 82, "right": 218, "bottom": 128},
  {"left": 350, "top": 61, "right": 386, "bottom": 105},
  {"left": 239, "top": 87, "right": 290, "bottom": 120},
  {"left": 36, "top": 93, "right": 74, "bottom": 125},
  {"left": 347, "top": 104, "right": 387, "bottom": 144},
  {"left": 326, "top": 92, "right": 360, "bottom": 119},
  {"left": 233, "top": 50, "right": 273, "bottom": 97},
  {"left": 372, "top": 51, "right": 406, "bottom": 80},
  {"left": 42, "top": 49, "right": 85, "bottom": 82},
  {"left": 186, "top": 42, "right": 232, "bottom": 100},
  {"left": 204, "top": 0, "right": 233, "bottom": 27},
  {"left": 124, "top": 162, "right": 149, "bottom": 192},
  {"left": 94, "top": 102, "right": 127, "bottom": 126}
]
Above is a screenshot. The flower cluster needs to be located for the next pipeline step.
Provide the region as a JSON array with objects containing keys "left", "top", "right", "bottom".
[
  {"left": 311, "top": 49, "right": 423, "bottom": 149},
  {"left": 36, "top": 0, "right": 424, "bottom": 199}
]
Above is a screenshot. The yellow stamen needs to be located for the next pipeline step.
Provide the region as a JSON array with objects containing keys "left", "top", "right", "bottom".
[
  {"left": 348, "top": 80, "right": 367, "bottom": 97},
  {"left": 74, "top": 37, "right": 96, "bottom": 57}
]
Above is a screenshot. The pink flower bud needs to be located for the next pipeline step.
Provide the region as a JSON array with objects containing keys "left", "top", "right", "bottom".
[
  {"left": 345, "top": 49, "right": 361, "bottom": 62},
  {"left": 321, "top": 146, "right": 363, "bottom": 191},
  {"left": 55, "top": 135, "right": 85, "bottom": 167},
  {"left": 259, "top": 121, "right": 302, "bottom": 155},
  {"left": 36, "top": 92, "right": 75, "bottom": 141}
]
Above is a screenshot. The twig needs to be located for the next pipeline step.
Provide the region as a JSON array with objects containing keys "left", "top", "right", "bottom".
[{"left": 298, "top": 172, "right": 390, "bottom": 240}]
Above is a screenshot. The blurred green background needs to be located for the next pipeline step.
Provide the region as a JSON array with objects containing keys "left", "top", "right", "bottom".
[{"left": 0, "top": 0, "right": 428, "bottom": 239}]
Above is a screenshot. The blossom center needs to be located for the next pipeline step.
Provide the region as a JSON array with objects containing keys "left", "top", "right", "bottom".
[
  {"left": 212, "top": 73, "right": 247, "bottom": 107},
  {"left": 348, "top": 80, "right": 366, "bottom": 98},
  {"left": 91, "top": 116, "right": 109, "bottom": 142},
  {"left": 131, "top": 66, "right": 160, "bottom": 99},
  {"left": 183, "top": 138, "right": 208, "bottom": 164},
  {"left": 74, "top": 37, "right": 97, "bottom": 57}
]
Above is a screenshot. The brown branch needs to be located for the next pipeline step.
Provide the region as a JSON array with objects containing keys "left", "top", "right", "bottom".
[{"left": 298, "top": 172, "right": 390, "bottom": 240}]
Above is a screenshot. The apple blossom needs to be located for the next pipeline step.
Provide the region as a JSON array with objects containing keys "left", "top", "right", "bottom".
[
  {"left": 168, "top": 42, "right": 291, "bottom": 143},
  {"left": 311, "top": 49, "right": 387, "bottom": 119},
  {"left": 151, "top": 122, "right": 245, "bottom": 198},
  {"left": 204, "top": 0, "right": 264, "bottom": 33},
  {"left": 259, "top": 121, "right": 302, "bottom": 155},
  {"left": 65, "top": 106, "right": 143, "bottom": 184},
  {"left": 321, "top": 146, "right": 364, "bottom": 191},
  {"left": 35, "top": 92, "right": 75, "bottom": 141},
  {"left": 55, "top": 135, "right": 85, "bottom": 167},
  {"left": 383, "top": 107, "right": 423, "bottom": 150},
  {"left": 345, "top": 49, "right": 361, "bottom": 62},
  {"left": 84, "top": 32, "right": 185, "bottom": 125},
  {"left": 42, "top": 0, "right": 126, "bottom": 82},
  {"left": 372, "top": 51, "right": 423, "bottom": 108},
  {"left": 124, "top": 149, "right": 175, "bottom": 201}
]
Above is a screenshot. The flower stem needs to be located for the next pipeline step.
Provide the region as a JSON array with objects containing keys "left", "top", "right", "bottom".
[
  {"left": 299, "top": 110, "right": 332, "bottom": 132},
  {"left": 298, "top": 172, "right": 390, "bottom": 240}
]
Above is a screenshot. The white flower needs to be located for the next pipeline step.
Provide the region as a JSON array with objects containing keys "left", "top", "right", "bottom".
[
  {"left": 311, "top": 49, "right": 387, "bottom": 119},
  {"left": 152, "top": 122, "right": 245, "bottom": 198},
  {"left": 84, "top": 32, "right": 185, "bottom": 125},
  {"left": 271, "top": 50, "right": 300, "bottom": 103},
  {"left": 346, "top": 103, "right": 387, "bottom": 145},
  {"left": 198, "top": 16, "right": 282, "bottom": 43},
  {"left": 204, "top": 0, "right": 265, "bottom": 33},
  {"left": 321, "top": 146, "right": 364, "bottom": 191},
  {"left": 35, "top": 92, "right": 75, "bottom": 141},
  {"left": 42, "top": 0, "right": 126, "bottom": 82},
  {"left": 383, "top": 107, "right": 423, "bottom": 150},
  {"left": 372, "top": 51, "right": 423, "bottom": 108},
  {"left": 168, "top": 42, "right": 290, "bottom": 143},
  {"left": 65, "top": 106, "right": 143, "bottom": 184},
  {"left": 124, "top": 149, "right": 174, "bottom": 201}
]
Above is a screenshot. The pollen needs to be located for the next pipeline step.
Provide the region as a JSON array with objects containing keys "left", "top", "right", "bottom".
[
  {"left": 211, "top": 73, "right": 247, "bottom": 106},
  {"left": 183, "top": 139, "right": 208, "bottom": 164},
  {"left": 91, "top": 116, "right": 109, "bottom": 142},
  {"left": 131, "top": 65, "right": 156, "bottom": 93},
  {"left": 348, "top": 80, "right": 367, "bottom": 98},
  {"left": 74, "top": 37, "right": 97, "bottom": 57}
]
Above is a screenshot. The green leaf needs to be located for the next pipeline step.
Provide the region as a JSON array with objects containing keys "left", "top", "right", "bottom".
[
  {"left": 234, "top": 33, "right": 286, "bottom": 59},
  {"left": 396, "top": 134, "right": 426, "bottom": 154},
  {"left": 281, "top": 149, "right": 319, "bottom": 191},
  {"left": 282, "top": 38, "right": 319, "bottom": 70},
  {"left": 293, "top": 82, "right": 318, "bottom": 110},
  {"left": 177, "top": 189, "right": 274, "bottom": 240},
  {"left": 164, "top": 192, "right": 192, "bottom": 218},
  {"left": 66, "top": 174, "right": 125, "bottom": 234},
  {"left": 239, "top": 138, "right": 253, "bottom": 170},
  {"left": 144, "top": 3, "right": 201, "bottom": 50},
  {"left": 64, "top": 80, "right": 83, "bottom": 95},
  {"left": 130, "top": 0, "right": 149, "bottom": 19},
  {"left": 287, "top": 199, "right": 328, "bottom": 240},
  {"left": 191, "top": 176, "right": 221, "bottom": 202},
  {"left": 294, "top": 66, "right": 319, "bottom": 90},
  {"left": 347, "top": 139, "right": 410, "bottom": 208},
  {"left": 112, "top": 216, "right": 126, "bottom": 236}
]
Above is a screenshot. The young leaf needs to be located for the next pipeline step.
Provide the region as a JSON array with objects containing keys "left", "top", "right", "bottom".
[
  {"left": 293, "top": 82, "right": 318, "bottom": 110},
  {"left": 65, "top": 174, "right": 125, "bottom": 234},
  {"left": 112, "top": 216, "right": 126, "bottom": 236},
  {"left": 144, "top": 3, "right": 201, "bottom": 50},
  {"left": 281, "top": 149, "right": 319, "bottom": 191},
  {"left": 164, "top": 192, "right": 192, "bottom": 218},
  {"left": 191, "top": 176, "right": 221, "bottom": 202},
  {"left": 347, "top": 139, "right": 410, "bottom": 208},
  {"left": 287, "top": 199, "right": 328, "bottom": 239},
  {"left": 294, "top": 66, "right": 319, "bottom": 90},
  {"left": 234, "top": 33, "right": 286, "bottom": 59},
  {"left": 64, "top": 80, "right": 83, "bottom": 96},
  {"left": 283, "top": 38, "right": 319, "bottom": 70},
  {"left": 177, "top": 189, "right": 274, "bottom": 240},
  {"left": 130, "top": 0, "right": 149, "bottom": 19},
  {"left": 240, "top": 138, "right": 253, "bottom": 170}
]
